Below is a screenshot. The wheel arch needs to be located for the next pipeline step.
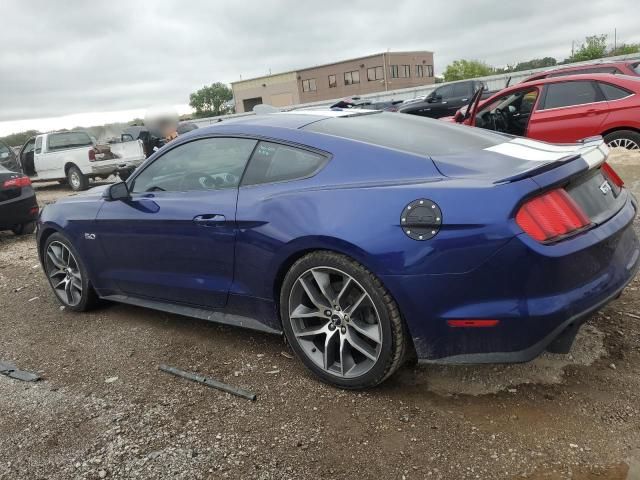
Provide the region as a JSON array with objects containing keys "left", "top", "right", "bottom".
[
  {"left": 601, "top": 126, "right": 640, "bottom": 138},
  {"left": 270, "top": 238, "right": 417, "bottom": 357},
  {"left": 64, "top": 162, "right": 78, "bottom": 175}
]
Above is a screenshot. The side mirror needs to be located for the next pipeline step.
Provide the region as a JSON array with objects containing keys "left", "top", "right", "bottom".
[
  {"left": 105, "top": 181, "right": 130, "bottom": 201},
  {"left": 453, "top": 109, "right": 465, "bottom": 123}
]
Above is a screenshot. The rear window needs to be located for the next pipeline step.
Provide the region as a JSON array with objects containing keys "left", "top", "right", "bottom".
[
  {"left": 541, "top": 81, "right": 601, "bottom": 109},
  {"left": 598, "top": 82, "right": 633, "bottom": 100},
  {"left": 47, "top": 131, "right": 93, "bottom": 152},
  {"left": 303, "top": 112, "right": 507, "bottom": 157}
]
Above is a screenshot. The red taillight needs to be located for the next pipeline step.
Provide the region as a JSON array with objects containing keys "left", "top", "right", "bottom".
[
  {"left": 447, "top": 319, "right": 500, "bottom": 328},
  {"left": 2, "top": 176, "right": 31, "bottom": 189},
  {"left": 88, "top": 148, "right": 96, "bottom": 162},
  {"left": 602, "top": 162, "right": 624, "bottom": 187},
  {"left": 516, "top": 188, "right": 590, "bottom": 242}
]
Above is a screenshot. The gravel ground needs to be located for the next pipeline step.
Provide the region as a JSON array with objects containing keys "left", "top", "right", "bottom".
[{"left": 1, "top": 153, "right": 639, "bottom": 480}]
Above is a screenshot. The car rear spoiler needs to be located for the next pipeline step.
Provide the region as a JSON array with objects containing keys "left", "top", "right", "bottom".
[{"left": 495, "top": 137, "right": 608, "bottom": 184}]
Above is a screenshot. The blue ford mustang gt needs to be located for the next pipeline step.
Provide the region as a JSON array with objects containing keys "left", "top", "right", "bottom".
[{"left": 37, "top": 110, "right": 639, "bottom": 388}]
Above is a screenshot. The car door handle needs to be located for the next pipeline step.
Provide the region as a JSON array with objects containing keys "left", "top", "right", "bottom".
[
  {"left": 193, "top": 214, "right": 226, "bottom": 226},
  {"left": 461, "top": 98, "right": 469, "bottom": 102},
  {"left": 585, "top": 109, "right": 601, "bottom": 116}
]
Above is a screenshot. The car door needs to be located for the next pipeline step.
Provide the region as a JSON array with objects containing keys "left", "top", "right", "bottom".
[
  {"left": 412, "top": 85, "right": 454, "bottom": 118},
  {"left": 94, "top": 136, "right": 257, "bottom": 309},
  {"left": 446, "top": 82, "right": 473, "bottom": 116},
  {"left": 527, "top": 80, "right": 609, "bottom": 143}
]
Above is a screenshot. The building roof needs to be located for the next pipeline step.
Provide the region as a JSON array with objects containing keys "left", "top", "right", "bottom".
[{"left": 230, "top": 51, "right": 433, "bottom": 86}]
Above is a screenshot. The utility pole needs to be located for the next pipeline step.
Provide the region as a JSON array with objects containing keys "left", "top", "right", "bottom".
[{"left": 614, "top": 28, "right": 617, "bottom": 53}]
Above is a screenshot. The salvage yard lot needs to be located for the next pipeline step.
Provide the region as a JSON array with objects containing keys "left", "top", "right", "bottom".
[{"left": 1, "top": 152, "right": 639, "bottom": 480}]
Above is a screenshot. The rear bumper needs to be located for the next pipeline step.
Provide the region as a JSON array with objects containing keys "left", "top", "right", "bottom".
[
  {"left": 383, "top": 194, "right": 639, "bottom": 362},
  {"left": 0, "top": 188, "right": 38, "bottom": 229},
  {"left": 89, "top": 157, "right": 144, "bottom": 175}
]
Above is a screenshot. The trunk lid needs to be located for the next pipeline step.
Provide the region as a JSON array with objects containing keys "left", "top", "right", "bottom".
[{"left": 430, "top": 136, "right": 608, "bottom": 184}]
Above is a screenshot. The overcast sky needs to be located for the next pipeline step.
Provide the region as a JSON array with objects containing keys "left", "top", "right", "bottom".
[{"left": 0, "top": 0, "right": 638, "bottom": 136}]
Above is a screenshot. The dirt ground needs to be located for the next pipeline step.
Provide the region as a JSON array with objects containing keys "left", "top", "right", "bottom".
[{"left": 1, "top": 151, "right": 639, "bottom": 480}]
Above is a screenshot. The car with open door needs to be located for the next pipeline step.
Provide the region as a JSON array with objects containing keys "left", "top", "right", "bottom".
[
  {"left": 37, "top": 110, "right": 639, "bottom": 389},
  {"left": 451, "top": 73, "right": 640, "bottom": 150},
  {"left": 398, "top": 80, "right": 493, "bottom": 119}
]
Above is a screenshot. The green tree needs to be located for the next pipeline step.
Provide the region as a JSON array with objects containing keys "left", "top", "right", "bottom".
[
  {"left": 0, "top": 129, "right": 39, "bottom": 147},
  {"left": 189, "top": 82, "right": 233, "bottom": 118},
  {"left": 511, "top": 57, "right": 557, "bottom": 72},
  {"left": 569, "top": 34, "right": 608, "bottom": 62},
  {"left": 443, "top": 60, "right": 494, "bottom": 82},
  {"left": 609, "top": 43, "right": 640, "bottom": 56}
]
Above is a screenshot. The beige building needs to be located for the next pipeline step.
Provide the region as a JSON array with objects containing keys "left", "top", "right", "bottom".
[{"left": 231, "top": 51, "right": 435, "bottom": 113}]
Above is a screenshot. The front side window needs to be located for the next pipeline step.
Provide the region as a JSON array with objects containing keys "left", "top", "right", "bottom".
[
  {"left": 328, "top": 74, "right": 336, "bottom": 88},
  {"left": 476, "top": 88, "right": 539, "bottom": 137},
  {"left": 541, "top": 81, "right": 601, "bottom": 109},
  {"left": 242, "top": 141, "right": 327, "bottom": 186},
  {"left": 302, "top": 79, "right": 317, "bottom": 92},
  {"left": 344, "top": 70, "right": 360, "bottom": 85},
  {"left": 367, "top": 66, "right": 383, "bottom": 81},
  {"left": 390, "top": 65, "right": 399, "bottom": 78},
  {"left": 48, "top": 132, "right": 93, "bottom": 151},
  {"left": 131, "top": 137, "right": 257, "bottom": 193},
  {"left": 35, "top": 137, "right": 42, "bottom": 154}
]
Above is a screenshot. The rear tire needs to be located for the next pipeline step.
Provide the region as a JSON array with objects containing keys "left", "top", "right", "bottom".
[
  {"left": 604, "top": 130, "right": 640, "bottom": 150},
  {"left": 280, "top": 251, "right": 408, "bottom": 389},
  {"left": 67, "top": 165, "right": 89, "bottom": 191},
  {"left": 11, "top": 222, "right": 35, "bottom": 235},
  {"left": 42, "top": 232, "right": 98, "bottom": 311}
]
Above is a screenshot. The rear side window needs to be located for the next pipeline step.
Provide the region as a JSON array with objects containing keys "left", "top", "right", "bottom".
[
  {"left": 241, "top": 142, "right": 327, "bottom": 186},
  {"left": 632, "top": 62, "right": 640, "bottom": 75},
  {"left": 541, "top": 81, "right": 601, "bottom": 109},
  {"left": 434, "top": 85, "right": 453, "bottom": 98},
  {"left": 47, "top": 132, "right": 93, "bottom": 151},
  {"left": 598, "top": 82, "right": 633, "bottom": 101}
]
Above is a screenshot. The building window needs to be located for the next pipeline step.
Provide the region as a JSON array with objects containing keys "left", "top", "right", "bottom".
[
  {"left": 415, "top": 65, "right": 424, "bottom": 77},
  {"left": 302, "top": 78, "right": 317, "bottom": 92},
  {"left": 390, "top": 65, "right": 399, "bottom": 78},
  {"left": 400, "top": 65, "right": 410, "bottom": 78},
  {"left": 328, "top": 74, "right": 336, "bottom": 88},
  {"left": 344, "top": 70, "right": 360, "bottom": 85},
  {"left": 367, "top": 66, "right": 384, "bottom": 81},
  {"left": 426, "top": 64, "right": 434, "bottom": 77}
]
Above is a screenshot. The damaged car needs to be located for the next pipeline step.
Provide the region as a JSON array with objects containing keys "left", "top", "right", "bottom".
[{"left": 36, "top": 111, "right": 639, "bottom": 388}]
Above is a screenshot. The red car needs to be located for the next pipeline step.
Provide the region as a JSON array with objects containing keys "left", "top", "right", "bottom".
[
  {"left": 451, "top": 73, "right": 640, "bottom": 149},
  {"left": 521, "top": 60, "right": 640, "bottom": 83}
]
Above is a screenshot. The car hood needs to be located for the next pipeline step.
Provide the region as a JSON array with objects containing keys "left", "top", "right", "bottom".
[
  {"left": 55, "top": 184, "right": 108, "bottom": 204},
  {"left": 430, "top": 136, "right": 608, "bottom": 182}
]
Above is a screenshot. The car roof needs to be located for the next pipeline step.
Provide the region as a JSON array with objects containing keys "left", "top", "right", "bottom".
[
  {"left": 195, "top": 109, "right": 377, "bottom": 134},
  {"left": 493, "top": 73, "right": 640, "bottom": 98},
  {"left": 524, "top": 60, "right": 638, "bottom": 79}
]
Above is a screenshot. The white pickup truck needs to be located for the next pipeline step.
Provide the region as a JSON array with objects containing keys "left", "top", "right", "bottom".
[{"left": 18, "top": 131, "right": 146, "bottom": 191}]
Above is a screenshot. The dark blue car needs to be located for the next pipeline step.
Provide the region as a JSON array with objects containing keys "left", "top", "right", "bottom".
[{"left": 37, "top": 110, "right": 639, "bottom": 388}]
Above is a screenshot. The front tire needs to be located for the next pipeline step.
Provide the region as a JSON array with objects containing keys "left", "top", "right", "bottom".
[
  {"left": 280, "top": 251, "right": 408, "bottom": 389},
  {"left": 11, "top": 222, "right": 36, "bottom": 235},
  {"left": 67, "top": 165, "right": 89, "bottom": 191},
  {"left": 43, "top": 232, "right": 98, "bottom": 311},
  {"left": 604, "top": 130, "right": 640, "bottom": 150}
]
